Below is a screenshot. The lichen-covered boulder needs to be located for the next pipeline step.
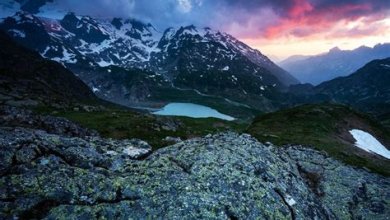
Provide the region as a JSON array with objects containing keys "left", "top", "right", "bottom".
[
  {"left": 0, "top": 106, "right": 98, "bottom": 137},
  {"left": 0, "top": 130, "right": 389, "bottom": 219}
]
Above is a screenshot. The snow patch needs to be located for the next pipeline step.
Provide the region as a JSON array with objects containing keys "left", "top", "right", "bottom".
[
  {"left": 97, "top": 59, "right": 114, "bottom": 67},
  {"left": 51, "top": 46, "right": 77, "bottom": 64},
  {"left": 92, "top": 87, "right": 100, "bottom": 93},
  {"left": 349, "top": 129, "right": 390, "bottom": 159},
  {"left": 8, "top": 29, "right": 25, "bottom": 38},
  {"left": 41, "top": 46, "right": 50, "bottom": 57},
  {"left": 381, "top": 64, "right": 390, "bottom": 68},
  {"left": 222, "top": 66, "right": 230, "bottom": 71}
]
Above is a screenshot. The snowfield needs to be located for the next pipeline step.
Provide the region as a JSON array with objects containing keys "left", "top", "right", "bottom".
[{"left": 349, "top": 129, "right": 390, "bottom": 159}]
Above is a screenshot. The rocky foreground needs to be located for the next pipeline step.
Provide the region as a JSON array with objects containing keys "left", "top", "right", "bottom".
[{"left": 0, "top": 109, "right": 389, "bottom": 219}]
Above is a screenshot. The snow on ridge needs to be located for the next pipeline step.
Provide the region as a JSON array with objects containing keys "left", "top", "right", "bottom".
[
  {"left": 51, "top": 46, "right": 77, "bottom": 64},
  {"left": 8, "top": 29, "right": 25, "bottom": 38},
  {"left": 2, "top": 11, "right": 271, "bottom": 70},
  {"left": 40, "top": 46, "right": 50, "bottom": 57},
  {"left": 162, "top": 28, "right": 177, "bottom": 40},
  {"left": 349, "top": 129, "right": 390, "bottom": 159},
  {"left": 381, "top": 64, "right": 390, "bottom": 68},
  {"left": 97, "top": 59, "right": 115, "bottom": 67},
  {"left": 11, "top": 14, "right": 163, "bottom": 65},
  {"left": 92, "top": 87, "right": 100, "bottom": 93}
]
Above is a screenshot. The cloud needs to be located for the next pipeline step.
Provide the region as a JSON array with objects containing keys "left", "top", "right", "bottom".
[
  {"left": 6, "top": 0, "right": 390, "bottom": 40},
  {"left": 177, "top": 0, "right": 192, "bottom": 13},
  {"left": 260, "top": 1, "right": 390, "bottom": 39},
  {"left": 212, "top": 0, "right": 390, "bottom": 40}
]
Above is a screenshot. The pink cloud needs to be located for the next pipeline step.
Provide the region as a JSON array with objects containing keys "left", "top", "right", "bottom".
[{"left": 262, "top": 2, "right": 386, "bottom": 39}]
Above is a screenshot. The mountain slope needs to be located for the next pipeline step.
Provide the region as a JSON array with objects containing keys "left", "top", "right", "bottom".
[
  {"left": 0, "top": 12, "right": 298, "bottom": 114},
  {"left": 314, "top": 58, "right": 390, "bottom": 116},
  {"left": 0, "top": 12, "right": 298, "bottom": 87},
  {"left": 248, "top": 103, "right": 390, "bottom": 176},
  {"left": 281, "top": 45, "right": 390, "bottom": 85},
  {"left": 0, "top": 30, "right": 97, "bottom": 107}
]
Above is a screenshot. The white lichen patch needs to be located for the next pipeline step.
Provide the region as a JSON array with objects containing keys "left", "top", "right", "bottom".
[
  {"left": 286, "top": 195, "right": 297, "bottom": 206},
  {"left": 123, "top": 147, "right": 150, "bottom": 158}
]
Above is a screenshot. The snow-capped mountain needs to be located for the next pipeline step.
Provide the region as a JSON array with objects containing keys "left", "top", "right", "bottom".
[
  {"left": 0, "top": 11, "right": 298, "bottom": 111},
  {"left": 151, "top": 25, "right": 298, "bottom": 92}
]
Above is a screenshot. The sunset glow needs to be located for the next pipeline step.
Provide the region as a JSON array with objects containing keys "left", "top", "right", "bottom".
[{"left": 223, "top": 0, "right": 390, "bottom": 59}]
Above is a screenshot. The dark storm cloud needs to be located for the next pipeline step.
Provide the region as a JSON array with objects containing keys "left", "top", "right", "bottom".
[
  {"left": 48, "top": 0, "right": 211, "bottom": 29},
  {"left": 33, "top": 0, "right": 390, "bottom": 37}
]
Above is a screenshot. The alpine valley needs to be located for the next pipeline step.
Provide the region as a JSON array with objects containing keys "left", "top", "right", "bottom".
[
  {"left": 0, "top": 11, "right": 300, "bottom": 119},
  {"left": 1, "top": 1, "right": 390, "bottom": 219}
]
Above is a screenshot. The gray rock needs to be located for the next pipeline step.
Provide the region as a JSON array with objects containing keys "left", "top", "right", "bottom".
[
  {"left": 163, "top": 136, "right": 183, "bottom": 143},
  {"left": 0, "top": 129, "right": 389, "bottom": 219},
  {"left": 0, "top": 105, "right": 98, "bottom": 137}
]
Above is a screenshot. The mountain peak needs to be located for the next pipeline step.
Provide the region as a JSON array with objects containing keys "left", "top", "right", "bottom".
[
  {"left": 329, "top": 46, "right": 341, "bottom": 53},
  {"left": 184, "top": 24, "right": 196, "bottom": 30},
  {"left": 0, "top": 12, "right": 299, "bottom": 106},
  {"left": 12, "top": 10, "right": 37, "bottom": 21},
  {"left": 111, "top": 17, "right": 123, "bottom": 29},
  {"left": 61, "top": 11, "right": 79, "bottom": 23}
]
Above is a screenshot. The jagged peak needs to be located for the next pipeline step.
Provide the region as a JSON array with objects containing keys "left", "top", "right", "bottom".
[
  {"left": 173, "top": 25, "right": 221, "bottom": 38},
  {"left": 5, "top": 10, "right": 44, "bottom": 26},
  {"left": 62, "top": 11, "right": 78, "bottom": 20},
  {"left": 329, "top": 46, "right": 341, "bottom": 53},
  {"left": 373, "top": 42, "right": 390, "bottom": 49},
  {"left": 12, "top": 10, "right": 36, "bottom": 19}
]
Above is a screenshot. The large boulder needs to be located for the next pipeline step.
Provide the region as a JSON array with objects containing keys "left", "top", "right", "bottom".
[{"left": 0, "top": 130, "right": 388, "bottom": 219}]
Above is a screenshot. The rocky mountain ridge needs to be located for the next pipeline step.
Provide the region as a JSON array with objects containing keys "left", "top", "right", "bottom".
[{"left": 0, "top": 11, "right": 298, "bottom": 112}]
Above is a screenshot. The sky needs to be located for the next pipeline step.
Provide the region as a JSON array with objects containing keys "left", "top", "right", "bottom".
[{"left": 2, "top": 0, "right": 390, "bottom": 60}]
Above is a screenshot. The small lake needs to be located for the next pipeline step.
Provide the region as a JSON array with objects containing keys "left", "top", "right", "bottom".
[{"left": 153, "top": 103, "right": 235, "bottom": 121}]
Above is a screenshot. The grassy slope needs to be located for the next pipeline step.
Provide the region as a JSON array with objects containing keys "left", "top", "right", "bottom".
[
  {"left": 247, "top": 103, "right": 390, "bottom": 176},
  {"left": 37, "top": 107, "right": 247, "bottom": 149},
  {"left": 378, "top": 112, "right": 390, "bottom": 129}
]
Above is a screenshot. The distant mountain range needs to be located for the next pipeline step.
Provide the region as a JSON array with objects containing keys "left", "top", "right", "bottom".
[
  {"left": 289, "top": 57, "right": 390, "bottom": 117},
  {"left": 315, "top": 58, "right": 390, "bottom": 116},
  {"left": 280, "top": 44, "right": 390, "bottom": 85},
  {"left": 0, "top": 11, "right": 298, "bottom": 112}
]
